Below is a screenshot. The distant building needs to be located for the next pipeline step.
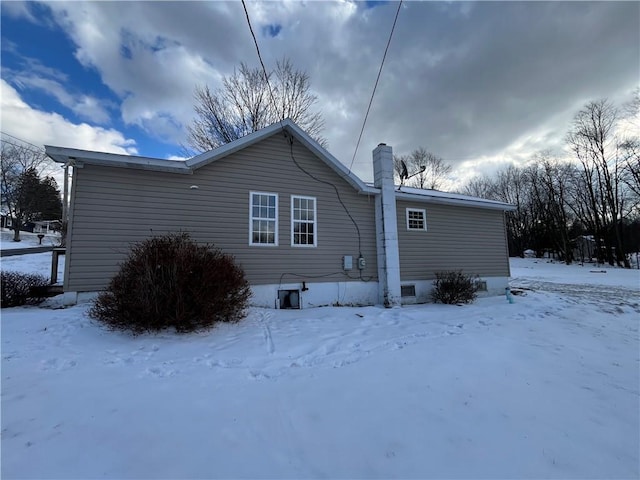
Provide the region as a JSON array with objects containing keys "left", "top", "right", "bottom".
[{"left": 572, "top": 235, "right": 597, "bottom": 263}]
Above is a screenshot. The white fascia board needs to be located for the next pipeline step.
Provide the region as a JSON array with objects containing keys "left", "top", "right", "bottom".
[
  {"left": 44, "top": 146, "right": 192, "bottom": 174},
  {"left": 395, "top": 191, "right": 516, "bottom": 211}
]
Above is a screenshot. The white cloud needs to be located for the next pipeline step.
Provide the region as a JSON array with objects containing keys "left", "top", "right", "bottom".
[
  {"left": 0, "top": 80, "right": 136, "bottom": 154},
  {"left": 7, "top": 71, "right": 112, "bottom": 124},
  {"left": 6, "top": 0, "right": 637, "bottom": 188},
  {"left": 43, "top": 1, "right": 243, "bottom": 144},
  {"left": 0, "top": 1, "right": 40, "bottom": 23}
]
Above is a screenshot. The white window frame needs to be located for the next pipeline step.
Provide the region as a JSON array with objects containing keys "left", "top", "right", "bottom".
[
  {"left": 249, "top": 191, "right": 278, "bottom": 246},
  {"left": 406, "top": 208, "right": 427, "bottom": 231},
  {"left": 291, "top": 195, "right": 317, "bottom": 247}
]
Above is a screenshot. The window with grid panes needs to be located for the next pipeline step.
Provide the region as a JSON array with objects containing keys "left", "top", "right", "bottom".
[
  {"left": 406, "top": 208, "right": 427, "bottom": 231},
  {"left": 291, "top": 195, "right": 316, "bottom": 246},
  {"left": 250, "top": 192, "right": 277, "bottom": 245}
]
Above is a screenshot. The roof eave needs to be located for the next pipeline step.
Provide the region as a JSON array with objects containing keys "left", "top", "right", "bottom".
[
  {"left": 395, "top": 191, "right": 516, "bottom": 211},
  {"left": 44, "top": 146, "right": 192, "bottom": 174}
]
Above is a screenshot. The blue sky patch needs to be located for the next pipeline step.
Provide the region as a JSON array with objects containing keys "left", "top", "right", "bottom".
[
  {"left": 1, "top": 6, "right": 120, "bottom": 121},
  {"left": 364, "top": 0, "right": 389, "bottom": 10},
  {"left": 0, "top": 5, "right": 183, "bottom": 157},
  {"left": 262, "top": 24, "right": 282, "bottom": 38}
]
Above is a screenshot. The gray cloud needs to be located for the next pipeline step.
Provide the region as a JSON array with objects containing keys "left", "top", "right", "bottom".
[{"left": 10, "top": 1, "right": 640, "bottom": 183}]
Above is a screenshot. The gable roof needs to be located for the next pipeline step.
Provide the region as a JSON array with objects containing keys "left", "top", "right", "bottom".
[
  {"left": 45, "top": 119, "right": 514, "bottom": 211},
  {"left": 45, "top": 119, "right": 377, "bottom": 194}
]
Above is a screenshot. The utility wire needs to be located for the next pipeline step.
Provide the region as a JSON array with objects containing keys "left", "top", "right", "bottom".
[
  {"left": 348, "top": 0, "right": 402, "bottom": 172},
  {"left": 240, "top": 0, "right": 283, "bottom": 125},
  {"left": 239, "top": 0, "right": 371, "bottom": 280},
  {"left": 0, "top": 139, "right": 47, "bottom": 158},
  {"left": 0, "top": 131, "right": 45, "bottom": 153}
]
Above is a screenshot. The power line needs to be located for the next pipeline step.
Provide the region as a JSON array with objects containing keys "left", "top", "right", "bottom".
[
  {"left": 239, "top": 0, "right": 370, "bottom": 278},
  {"left": 240, "top": 0, "right": 282, "bottom": 125},
  {"left": 0, "top": 131, "right": 45, "bottom": 152},
  {"left": 0, "top": 138, "right": 46, "bottom": 158},
  {"left": 348, "top": 0, "right": 402, "bottom": 172}
]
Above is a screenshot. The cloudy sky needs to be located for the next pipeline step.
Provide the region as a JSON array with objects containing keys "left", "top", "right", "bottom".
[{"left": 1, "top": 1, "right": 638, "bottom": 186}]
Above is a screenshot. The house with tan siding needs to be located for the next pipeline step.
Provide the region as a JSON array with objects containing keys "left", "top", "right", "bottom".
[{"left": 46, "top": 119, "right": 514, "bottom": 308}]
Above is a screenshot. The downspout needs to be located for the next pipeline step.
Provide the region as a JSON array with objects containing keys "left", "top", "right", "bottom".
[{"left": 61, "top": 160, "right": 74, "bottom": 247}]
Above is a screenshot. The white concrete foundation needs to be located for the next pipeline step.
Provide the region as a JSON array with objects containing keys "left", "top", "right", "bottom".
[
  {"left": 250, "top": 281, "right": 379, "bottom": 309},
  {"left": 60, "top": 277, "right": 509, "bottom": 309},
  {"left": 399, "top": 276, "right": 511, "bottom": 304}
]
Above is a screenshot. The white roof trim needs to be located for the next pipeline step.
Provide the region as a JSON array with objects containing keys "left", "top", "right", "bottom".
[
  {"left": 45, "top": 146, "right": 192, "bottom": 174},
  {"left": 395, "top": 187, "right": 516, "bottom": 211},
  {"left": 45, "top": 119, "right": 378, "bottom": 194}
]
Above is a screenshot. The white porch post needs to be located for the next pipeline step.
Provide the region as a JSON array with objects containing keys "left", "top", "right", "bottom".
[{"left": 373, "top": 143, "right": 401, "bottom": 307}]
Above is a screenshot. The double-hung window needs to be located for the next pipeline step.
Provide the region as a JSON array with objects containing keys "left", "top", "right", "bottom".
[
  {"left": 291, "top": 195, "right": 317, "bottom": 247},
  {"left": 406, "top": 208, "right": 427, "bottom": 231},
  {"left": 250, "top": 192, "right": 278, "bottom": 245}
]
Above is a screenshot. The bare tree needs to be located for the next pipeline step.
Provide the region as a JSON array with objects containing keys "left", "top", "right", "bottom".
[
  {"left": 567, "top": 99, "right": 630, "bottom": 267},
  {"left": 494, "top": 165, "right": 535, "bottom": 257},
  {"left": 461, "top": 175, "right": 496, "bottom": 199},
  {"left": 393, "top": 154, "right": 408, "bottom": 184},
  {"left": 187, "top": 57, "right": 325, "bottom": 152},
  {"left": 527, "top": 153, "right": 577, "bottom": 263},
  {"left": 619, "top": 89, "right": 640, "bottom": 200},
  {"left": 1, "top": 141, "right": 61, "bottom": 242},
  {"left": 394, "top": 147, "right": 452, "bottom": 189},
  {"left": 620, "top": 138, "right": 640, "bottom": 198},
  {"left": 460, "top": 165, "right": 533, "bottom": 257}
]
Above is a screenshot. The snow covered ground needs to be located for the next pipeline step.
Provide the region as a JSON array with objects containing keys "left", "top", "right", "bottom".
[
  {"left": 1, "top": 229, "right": 61, "bottom": 250},
  {"left": 1, "top": 258, "right": 638, "bottom": 479},
  {"left": 1, "top": 228, "right": 65, "bottom": 282}
]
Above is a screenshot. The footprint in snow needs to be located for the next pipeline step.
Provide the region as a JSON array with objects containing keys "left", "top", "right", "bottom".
[
  {"left": 40, "top": 358, "right": 77, "bottom": 371},
  {"left": 141, "top": 366, "right": 179, "bottom": 378},
  {"left": 249, "top": 370, "right": 271, "bottom": 380}
]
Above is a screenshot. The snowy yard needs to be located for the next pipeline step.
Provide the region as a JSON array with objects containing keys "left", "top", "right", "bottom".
[
  {"left": 1, "top": 257, "right": 639, "bottom": 478},
  {"left": 1, "top": 229, "right": 61, "bottom": 250}
]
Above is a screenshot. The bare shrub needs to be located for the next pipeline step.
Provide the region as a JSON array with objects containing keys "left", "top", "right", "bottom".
[
  {"left": 431, "top": 271, "right": 479, "bottom": 304},
  {"left": 89, "top": 233, "right": 250, "bottom": 334},
  {"left": 1, "top": 271, "right": 48, "bottom": 307}
]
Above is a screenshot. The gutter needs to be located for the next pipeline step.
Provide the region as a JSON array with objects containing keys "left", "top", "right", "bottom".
[{"left": 395, "top": 191, "right": 516, "bottom": 211}]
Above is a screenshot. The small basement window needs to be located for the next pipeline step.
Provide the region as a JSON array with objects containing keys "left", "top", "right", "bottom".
[
  {"left": 278, "top": 289, "right": 300, "bottom": 309},
  {"left": 475, "top": 280, "right": 487, "bottom": 292},
  {"left": 406, "top": 208, "right": 427, "bottom": 231},
  {"left": 401, "top": 285, "right": 416, "bottom": 297}
]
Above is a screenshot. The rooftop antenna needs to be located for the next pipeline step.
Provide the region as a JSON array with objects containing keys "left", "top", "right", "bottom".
[{"left": 398, "top": 160, "right": 426, "bottom": 190}]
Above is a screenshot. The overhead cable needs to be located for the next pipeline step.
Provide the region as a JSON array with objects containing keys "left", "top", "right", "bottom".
[
  {"left": 348, "top": 0, "right": 403, "bottom": 172},
  {"left": 0, "top": 131, "right": 45, "bottom": 152},
  {"left": 240, "top": 0, "right": 283, "bottom": 125}
]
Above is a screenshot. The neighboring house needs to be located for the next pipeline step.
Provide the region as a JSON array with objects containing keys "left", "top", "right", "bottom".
[
  {"left": 46, "top": 119, "right": 515, "bottom": 308},
  {"left": 1, "top": 213, "right": 12, "bottom": 229},
  {"left": 572, "top": 235, "right": 597, "bottom": 263},
  {"left": 33, "top": 220, "right": 62, "bottom": 234}
]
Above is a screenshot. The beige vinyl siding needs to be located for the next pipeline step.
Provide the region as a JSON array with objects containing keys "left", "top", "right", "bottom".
[
  {"left": 397, "top": 200, "right": 510, "bottom": 280},
  {"left": 65, "top": 134, "right": 377, "bottom": 292}
]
